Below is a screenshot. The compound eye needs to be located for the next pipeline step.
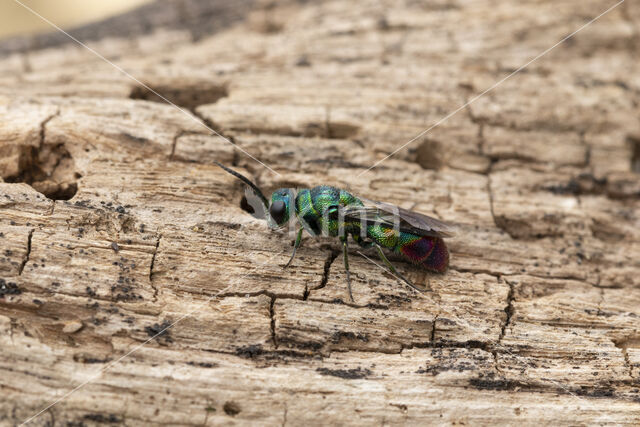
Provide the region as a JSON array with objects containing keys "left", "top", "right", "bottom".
[{"left": 269, "top": 200, "right": 286, "bottom": 224}]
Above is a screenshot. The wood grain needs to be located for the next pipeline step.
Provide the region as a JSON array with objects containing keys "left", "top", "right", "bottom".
[{"left": 1, "top": 0, "right": 639, "bottom": 425}]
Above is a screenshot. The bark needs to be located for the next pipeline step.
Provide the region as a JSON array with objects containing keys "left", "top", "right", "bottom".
[{"left": 1, "top": 0, "right": 640, "bottom": 425}]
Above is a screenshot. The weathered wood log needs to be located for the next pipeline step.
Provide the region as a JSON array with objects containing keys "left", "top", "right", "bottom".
[{"left": 1, "top": 0, "right": 640, "bottom": 425}]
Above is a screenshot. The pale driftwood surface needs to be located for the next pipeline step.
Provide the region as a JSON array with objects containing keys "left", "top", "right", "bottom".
[{"left": 1, "top": 0, "right": 640, "bottom": 425}]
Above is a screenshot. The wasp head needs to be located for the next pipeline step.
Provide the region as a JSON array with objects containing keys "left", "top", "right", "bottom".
[{"left": 268, "top": 188, "right": 295, "bottom": 229}]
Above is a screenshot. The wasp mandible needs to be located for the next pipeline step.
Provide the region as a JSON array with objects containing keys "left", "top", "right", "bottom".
[{"left": 216, "top": 162, "right": 455, "bottom": 301}]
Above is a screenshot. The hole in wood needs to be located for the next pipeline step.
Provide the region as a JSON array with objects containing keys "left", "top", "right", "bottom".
[
  {"left": 130, "top": 82, "right": 229, "bottom": 111},
  {"left": 2, "top": 143, "right": 80, "bottom": 200},
  {"left": 416, "top": 138, "right": 446, "bottom": 170},
  {"left": 240, "top": 195, "right": 255, "bottom": 215},
  {"left": 223, "top": 401, "right": 241, "bottom": 416}
]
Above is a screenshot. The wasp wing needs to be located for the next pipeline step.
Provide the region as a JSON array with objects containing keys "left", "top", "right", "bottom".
[
  {"left": 343, "top": 198, "right": 456, "bottom": 238},
  {"left": 364, "top": 198, "right": 457, "bottom": 237}
]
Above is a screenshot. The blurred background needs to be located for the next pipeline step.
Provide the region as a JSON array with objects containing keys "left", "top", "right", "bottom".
[{"left": 0, "top": 0, "right": 151, "bottom": 39}]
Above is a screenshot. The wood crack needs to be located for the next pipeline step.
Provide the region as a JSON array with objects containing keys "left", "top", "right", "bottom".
[
  {"left": 170, "top": 131, "right": 182, "bottom": 161},
  {"left": 39, "top": 109, "right": 59, "bottom": 148},
  {"left": 217, "top": 289, "right": 303, "bottom": 301},
  {"left": 304, "top": 249, "right": 339, "bottom": 300},
  {"left": 149, "top": 234, "right": 162, "bottom": 301},
  {"left": 270, "top": 296, "right": 278, "bottom": 349},
  {"left": 498, "top": 278, "right": 515, "bottom": 344},
  {"left": 430, "top": 314, "right": 438, "bottom": 344},
  {"left": 387, "top": 338, "right": 497, "bottom": 356},
  {"left": 149, "top": 234, "right": 161, "bottom": 282},
  {"left": 281, "top": 402, "right": 287, "bottom": 427},
  {"left": 18, "top": 229, "right": 33, "bottom": 275},
  {"left": 486, "top": 173, "right": 499, "bottom": 231},
  {"left": 613, "top": 337, "right": 636, "bottom": 381},
  {"left": 191, "top": 110, "right": 244, "bottom": 160}
]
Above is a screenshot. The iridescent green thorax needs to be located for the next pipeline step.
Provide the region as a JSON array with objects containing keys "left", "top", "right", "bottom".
[
  {"left": 295, "top": 185, "right": 363, "bottom": 237},
  {"left": 339, "top": 190, "right": 361, "bottom": 207}
]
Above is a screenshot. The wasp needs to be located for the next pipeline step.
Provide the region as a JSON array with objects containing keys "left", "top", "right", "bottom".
[{"left": 216, "top": 162, "right": 455, "bottom": 301}]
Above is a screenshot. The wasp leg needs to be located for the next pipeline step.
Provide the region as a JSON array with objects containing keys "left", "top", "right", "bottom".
[
  {"left": 341, "top": 237, "right": 354, "bottom": 302},
  {"left": 374, "top": 244, "right": 425, "bottom": 294},
  {"left": 284, "top": 227, "right": 304, "bottom": 268}
]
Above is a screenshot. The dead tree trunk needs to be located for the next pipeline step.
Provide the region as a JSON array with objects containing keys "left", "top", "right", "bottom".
[{"left": 1, "top": 0, "right": 639, "bottom": 425}]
